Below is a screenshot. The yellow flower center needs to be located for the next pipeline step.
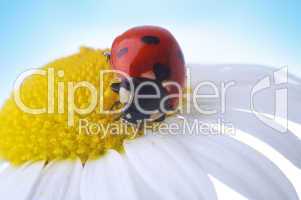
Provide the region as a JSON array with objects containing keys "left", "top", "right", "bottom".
[{"left": 0, "top": 47, "right": 140, "bottom": 165}]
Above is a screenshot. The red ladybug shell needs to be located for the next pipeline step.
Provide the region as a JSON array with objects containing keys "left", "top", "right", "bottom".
[
  {"left": 111, "top": 26, "right": 185, "bottom": 84},
  {"left": 110, "top": 26, "right": 186, "bottom": 108}
]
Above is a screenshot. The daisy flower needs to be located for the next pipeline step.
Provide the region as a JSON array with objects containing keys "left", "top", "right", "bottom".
[{"left": 0, "top": 47, "right": 300, "bottom": 200}]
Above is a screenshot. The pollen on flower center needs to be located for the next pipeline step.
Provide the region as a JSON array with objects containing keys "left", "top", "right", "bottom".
[{"left": 0, "top": 47, "right": 140, "bottom": 165}]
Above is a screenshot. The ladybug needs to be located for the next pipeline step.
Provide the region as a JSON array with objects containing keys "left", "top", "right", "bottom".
[{"left": 106, "top": 26, "right": 186, "bottom": 124}]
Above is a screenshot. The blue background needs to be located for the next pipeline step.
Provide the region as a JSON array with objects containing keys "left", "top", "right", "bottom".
[{"left": 0, "top": 0, "right": 300, "bottom": 103}]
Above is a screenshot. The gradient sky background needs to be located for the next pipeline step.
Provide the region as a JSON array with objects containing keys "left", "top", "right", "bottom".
[{"left": 0, "top": 0, "right": 300, "bottom": 103}]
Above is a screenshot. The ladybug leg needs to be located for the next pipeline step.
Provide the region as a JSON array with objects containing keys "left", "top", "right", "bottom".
[
  {"left": 149, "top": 112, "right": 166, "bottom": 122},
  {"left": 153, "top": 114, "right": 166, "bottom": 122},
  {"left": 110, "top": 100, "right": 121, "bottom": 110},
  {"left": 122, "top": 108, "right": 150, "bottom": 124}
]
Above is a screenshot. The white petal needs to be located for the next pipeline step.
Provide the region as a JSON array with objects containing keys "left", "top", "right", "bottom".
[
  {"left": 81, "top": 150, "right": 146, "bottom": 200},
  {"left": 0, "top": 162, "right": 44, "bottom": 200},
  {"left": 189, "top": 63, "right": 301, "bottom": 124},
  {"left": 176, "top": 134, "right": 298, "bottom": 200},
  {"left": 124, "top": 134, "right": 217, "bottom": 200},
  {"left": 187, "top": 109, "right": 301, "bottom": 168},
  {"left": 147, "top": 134, "right": 217, "bottom": 199},
  {"left": 225, "top": 109, "right": 301, "bottom": 167},
  {"left": 29, "top": 160, "right": 82, "bottom": 200},
  {"left": 189, "top": 64, "right": 301, "bottom": 168},
  {"left": 189, "top": 64, "right": 301, "bottom": 91},
  {"left": 189, "top": 64, "right": 301, "bottom": 124}
]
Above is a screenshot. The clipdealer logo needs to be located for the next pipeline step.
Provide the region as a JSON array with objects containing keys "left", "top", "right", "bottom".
[
  {"left": 12, "top": 66, "right": 290, "bottom": 135},
  {"left": 251, "top": 67, "right": 288, "bottom": 133}
]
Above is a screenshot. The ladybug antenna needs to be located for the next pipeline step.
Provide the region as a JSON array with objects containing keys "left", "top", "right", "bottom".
[{"left": 103, "top": 51, "right": 111, "bottom": 62}]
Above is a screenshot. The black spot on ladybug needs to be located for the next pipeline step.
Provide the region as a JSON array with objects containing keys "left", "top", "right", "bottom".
[
  {"left": 153, "top": 63, "right": 170, "bottom": 81},
  {"left": 117, "top": 47, "right": 128, "bottom": 58},
  {"left": 141, "top": 36, "right": 160, "bottom": 45},
  {"left": 177, "top": 50, "right": 185, "bottom": 64}
]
